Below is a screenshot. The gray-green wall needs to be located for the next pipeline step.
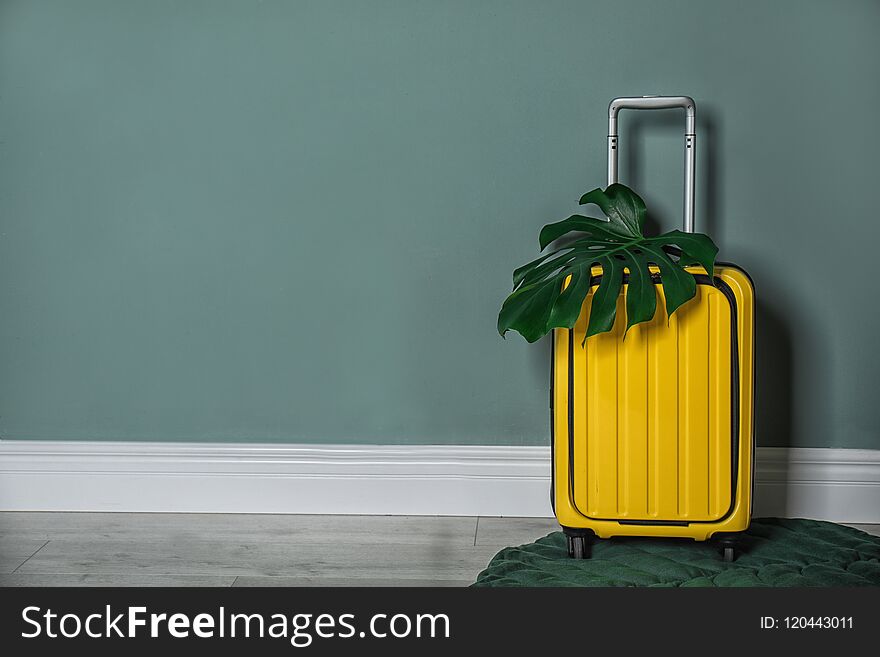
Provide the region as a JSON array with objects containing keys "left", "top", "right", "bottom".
[{"left": 1, "top": 0, "right": 877, "bottom": 448}]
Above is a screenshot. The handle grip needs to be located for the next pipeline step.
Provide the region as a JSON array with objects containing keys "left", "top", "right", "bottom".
[{"left": 606, "top": 95, "right": 696, "bottom": 233}]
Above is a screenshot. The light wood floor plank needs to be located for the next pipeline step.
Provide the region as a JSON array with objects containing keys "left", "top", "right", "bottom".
[
  {"left": 0, "top": 537, "right": 49, "bottom": 573},
  {"left": 0, "top": 512, "right": 478, "bottom": 546},
  {"left": 0, "top": 573, "right": 235, "bottom": 587},
  {"left": 475, "top": 516, "right": 558, "bottom": 549},
  {"left": 232, "top": 576, "right": 471, "bottom": 587},
  {"left": 841, "top": 523, "right": 880, "bottom": 537},
  {"left": 16, "top": 537, "right": 499, "bottom": 580}
]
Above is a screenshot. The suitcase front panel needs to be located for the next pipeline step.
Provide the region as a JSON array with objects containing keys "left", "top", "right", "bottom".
[{"left": 568, "top": 274, "right": 736, "bottom": 523}]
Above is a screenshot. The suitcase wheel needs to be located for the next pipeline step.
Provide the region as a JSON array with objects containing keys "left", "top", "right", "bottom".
[
  {"left": 569, "top": 536, "right": 587, "bottom": 559},
  {"left": 714, "top": 534, "right": 739, "bottom": 562},
  {"left": 563, "top": 528, "right": 595, "bottom": 559}
]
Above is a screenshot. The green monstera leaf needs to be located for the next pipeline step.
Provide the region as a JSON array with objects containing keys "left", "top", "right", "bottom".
[{"left": 498, "top": 184, "right": 718, "bottom": 343}]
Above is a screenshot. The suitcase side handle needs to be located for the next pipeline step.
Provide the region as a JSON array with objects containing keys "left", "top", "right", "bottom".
[{"left": 607, "top": 95, "right": 696, "bottom": 233}]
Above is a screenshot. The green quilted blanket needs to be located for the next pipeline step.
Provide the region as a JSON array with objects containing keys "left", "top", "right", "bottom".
[{"left": 472, "top": 518, "right": 880, "bottom": 587}]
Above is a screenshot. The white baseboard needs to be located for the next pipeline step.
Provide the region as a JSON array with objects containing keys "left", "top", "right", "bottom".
[
  {"left": 1, "top": 441, "right": 878, "bottom": 523},
  {"left": 0, "top": 441, "right": 553, "bottom": 517},
  {"left": 750, "top": 447, "right": 880, "bottom": 523}
]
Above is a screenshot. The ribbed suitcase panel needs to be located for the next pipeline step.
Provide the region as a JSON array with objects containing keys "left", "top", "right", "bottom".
[
  {"left": 709, "top": 292, "right": 733, "bottom": 518},
  {"left": 619, "top": 304, "right": 648, "bottom": 518},
  {"left": 571, "top": 281, "right": 733, "bottom": 522},
  {"left": 650, "top": 302, "right": 680, "bottom": 520}
]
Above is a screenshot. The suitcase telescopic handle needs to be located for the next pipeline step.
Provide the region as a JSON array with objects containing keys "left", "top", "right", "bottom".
[{"left": 607, "top": 95, "right": 696, "bottom": 233}]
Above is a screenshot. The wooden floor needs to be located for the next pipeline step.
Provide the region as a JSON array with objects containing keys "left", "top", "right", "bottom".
[{"left": 1, "top": 513, "right": 877, "bottom": 587}]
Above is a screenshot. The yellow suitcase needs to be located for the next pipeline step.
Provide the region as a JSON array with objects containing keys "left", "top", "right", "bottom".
[{"left": 551, "top": 97, "right": 755, "bottom": 561}]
